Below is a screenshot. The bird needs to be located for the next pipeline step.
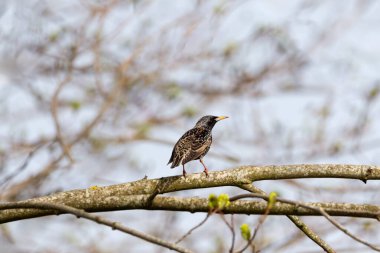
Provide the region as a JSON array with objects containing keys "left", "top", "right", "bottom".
[{"left": 168, "top": 115, "right": 228, "bottom": 177}]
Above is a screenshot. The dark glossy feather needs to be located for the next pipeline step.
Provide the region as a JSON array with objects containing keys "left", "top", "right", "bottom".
[{"left": 168, "top": 127, "right": 212, "bottom": 168}]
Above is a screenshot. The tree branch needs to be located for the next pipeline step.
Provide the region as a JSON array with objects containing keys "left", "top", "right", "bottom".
[
  {"left": 239, "top": 183, "right": 335, "bottom": 253},
  {"left": 1, "top": 194, "right": 380, "bottom": 223},
  {"left": 0, "top": 201, "right": 192, "bottom": 253},
  {"left": 229, "top": 193, "right": 380, "bottom": 252},
  {"left": 1, "top": 164, "right": 380, "bottom": 224}
]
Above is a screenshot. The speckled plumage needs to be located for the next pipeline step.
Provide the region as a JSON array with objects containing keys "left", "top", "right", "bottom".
[{"left": 168, "top": 115, "right": 228, "bottom": 177}]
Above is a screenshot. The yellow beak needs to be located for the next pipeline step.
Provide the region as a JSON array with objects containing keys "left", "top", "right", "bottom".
[{"left": 215, "top": 116, "right": 229, "bottom": 121}]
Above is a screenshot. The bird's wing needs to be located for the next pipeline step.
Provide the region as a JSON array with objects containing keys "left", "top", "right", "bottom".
[
  {"left": 181, "top": 128, "right": 211, "bottom": 163},
  {"left": 168, "top": 128, "right": 211, "bottom": 167},
  {"left": 191, "top": 131, "right": 211, "bottom": 154},
  {"left": 168, "top": 129, "right": 195, "bottom": 167}
]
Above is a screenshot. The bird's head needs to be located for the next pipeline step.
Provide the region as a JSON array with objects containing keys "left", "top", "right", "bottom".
[{"left": 194, "top": 115, "right": 229, "bottom": 129}]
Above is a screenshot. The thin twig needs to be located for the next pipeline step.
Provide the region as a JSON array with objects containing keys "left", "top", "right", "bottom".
[
  {"left": 234, "top": 197, "right": 272, "bottom": 253},
  {"left": 318, "top": 207, "right": 380, "bottom": 252},
  {"left": 0, "top": 201, "right": 192, "bottom": 253},
  {"left": 50, "top": 43, "right": 78, "bottom": 163},
  {"left": 0, "top": 142, "right": 49, "bottom": 188},
  {"left": 219, "top": 214, "right": 236, "bottom": 253},
  {"left": 239, "top": 184, "right": 335, "bottom": 253},
  {"left": 175, "top": 212, "right": 212, "bottom": 244},
  {"left": 287, "top": 215, "right": 334, "bottom": 252},
  {"left": 50, "top": 74, "right": 74, "bottom": 163},
  {"left": 230, "top": 193, "right": 380, "bottom": 252},
  {"left": 0, "top": 154, "right": 64, "bottom": 201},
  {"left": 230, "top": 215, "right": 236, "bottom": 253},
  {"left": 69, "top": 80, "right": 121, "bottom": 145}
]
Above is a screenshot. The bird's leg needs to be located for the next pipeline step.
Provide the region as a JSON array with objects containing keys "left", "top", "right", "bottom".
[
  {"left": 199, "top": 159, "right": 209, "bottom": 177},
  {"left": 182, "top": 164, "right": 187, "bottom": 177}
]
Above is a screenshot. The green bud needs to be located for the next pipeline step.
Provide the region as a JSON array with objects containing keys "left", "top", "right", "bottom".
[
  {"left": 166, "top": 83, "right": 181, "bottom": 100},
  {"left": 223, "top": 42, "right": 238, "bottom": 58},
  {"left": 268, "top": 192, "right": 277, "bottom": 209},
  {"left": 217, "top": 193, "right": 230, "bottom": 209},
  {"left": 368, "top": 86, "right": 380, "bottom": 101},
  {"left": 135, "top": 123, "right": 151, "bottom": 138},
  {"left": 89, "top": 138, "right": 106, "bottom": 152},
  {"left": 49, "top": 31, "right": 60, "bottom": 42},
  {"left": 208, "top": 194, "right": 218, "bottom": 209},
  {"left": 240, "top": 224, "right": 251, "bottom": 241},
  {"left": 182, "top": 107, "right": 197, "bottom": 118},
  {"left": 70, "top": 101, "right": 81, "bottom": 111}
]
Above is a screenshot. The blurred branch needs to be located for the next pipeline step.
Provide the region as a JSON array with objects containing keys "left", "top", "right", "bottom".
[
  {"left": 0, "top": 142, "right": 48, "bottom": 189},
  {"left": 69, "top": 80, "right": 122, "bottom": 145},
  {"left": 95, "top": 134, "right": 240, "bottom": 163},
  {"left": 0, "top": 154, "right": 64, "bottom": 201},
  {"left": 50, "top": 47, "right": 76, "bottom": 163}
]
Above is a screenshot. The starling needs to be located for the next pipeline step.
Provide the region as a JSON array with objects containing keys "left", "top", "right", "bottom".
[{"left": 168, "top": 115, "right": 228, "bottom": 177}]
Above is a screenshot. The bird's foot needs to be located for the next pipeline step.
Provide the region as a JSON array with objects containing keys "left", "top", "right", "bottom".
[
  {"left": 182, "top": 170, "right": 187, "bottom": 178},
  {"left": 203, "top": 167, "right": 209, "bottom": 177}
]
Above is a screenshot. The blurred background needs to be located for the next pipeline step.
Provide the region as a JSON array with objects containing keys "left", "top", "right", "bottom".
[{"left": 1, "top": 0, "right": 380, "bottom": 252}]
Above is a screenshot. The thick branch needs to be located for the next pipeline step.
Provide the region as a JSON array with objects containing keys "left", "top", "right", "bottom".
[
  {"left": 1, "top": 195, "right": 380, "bottom": 223},
  {"left": 1, "top": 164, "right": 380, "bottom": 223}
]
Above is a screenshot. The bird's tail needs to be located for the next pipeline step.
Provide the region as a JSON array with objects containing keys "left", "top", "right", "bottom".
[
  {"left": 167, "top": 161, "right": 175, "bottom": 168},
  {"left": 168, "top": 151, "right": 179, "bottom": 168},
  {"left": 168, "top": 156, "right": 176, "bottom": 168},
  {"left": 168, "top": 156, "right": 180, "bottom": 168}
]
